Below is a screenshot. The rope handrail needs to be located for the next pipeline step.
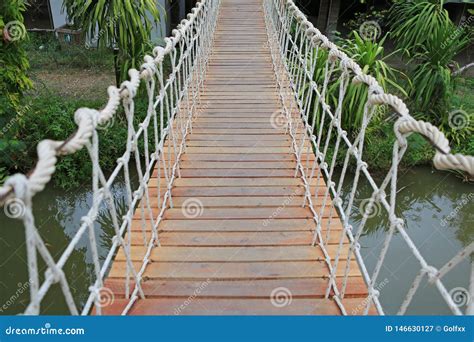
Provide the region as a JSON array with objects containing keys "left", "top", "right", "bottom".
[
  {"left": 0, "top": 0, "right": 221, "bottom": 315},
  {"left": 264, "top": 0, "right": 473, "bottom": 315}
]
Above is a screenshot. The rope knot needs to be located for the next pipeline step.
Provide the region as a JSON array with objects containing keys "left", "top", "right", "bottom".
[
  {"left": 328, "top": 48, "right": 346, "bottom": 63},
  {"left": 369, "top": 288, "right": 380, "bottom": 298},
  {"left": 4, "top": 174, "right": 29, "bottom": 202},
  {"left": 81, "top": 216, "right": 94, "bottom": 227},
  {"left": 45, "top": 267, "right": 63, "bottom": 284},
  {"left": 140, "top": 56, "right": 157, "bottom": 79},
  {"left": 341, "top": 58, "right": 362, "bottom": 75},
  {"left": 153, "top": 46, "right": 166, "bottom": 63},
  {"left": 423, "top": 265, "right": 439, "bottom": 283}
]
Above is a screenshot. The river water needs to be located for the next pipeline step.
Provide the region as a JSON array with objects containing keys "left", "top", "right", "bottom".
[{"left": 0, "top": 166, "right": 472, "bottom": 315}]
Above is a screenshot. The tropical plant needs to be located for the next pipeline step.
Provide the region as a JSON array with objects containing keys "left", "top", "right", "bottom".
[
  {"left": 389, "top": 0, "right": 471, "bottom": 118},
  {"left": 0, "top": 0, "right": 32, "bottom": 180},
  {"left": 62, "top": 0, "right": 161, "bottom": 84},
  {"left": 312, "top": 31, "right": 407, "bottom": 132},
  {"left": 408, "top": 22, "right": 470, "bottom": 116},
  {"left": 389, "top": 0, "right": 453, "bottom": 56},
  {"left": 341, "top": 32, "right": 408, "bottom": 131}
]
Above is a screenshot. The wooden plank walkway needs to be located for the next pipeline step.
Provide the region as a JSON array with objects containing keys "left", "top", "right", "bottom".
[{"left": 101, "top": 0, "right": 372, "bottom": 315}]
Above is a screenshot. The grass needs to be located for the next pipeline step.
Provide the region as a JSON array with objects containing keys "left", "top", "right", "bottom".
[{"left": 25, "top": 32, "right": 114, "bottom": 71}]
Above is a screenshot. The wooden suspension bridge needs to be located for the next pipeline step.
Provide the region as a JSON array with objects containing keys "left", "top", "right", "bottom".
[{"left": 101, "top": 0, "right": 372, "bottom": 315}]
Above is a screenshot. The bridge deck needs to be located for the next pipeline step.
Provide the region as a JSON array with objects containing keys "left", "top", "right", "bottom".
[{"left": 102, "top": 0, "right": 372, "bottom": 315}]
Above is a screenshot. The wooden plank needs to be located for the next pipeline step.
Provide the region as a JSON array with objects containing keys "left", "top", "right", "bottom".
[
  {"left": 128, "top": 231, "right": 347, "bottom": 246},
  {"left": 167, "top": 177, "right": 316, "bottom": 187},
  {"left": 131, "top": 218, "right": 342, "bottom": 232},
  {"left": 163, "top": 207, "right": 313, "bottom": 219},
  {"left": 101, "top": 0, "right": 371, "bottom": 316},
  {"left": 104, "top": 278, "right": 369, "bottom": 298},
  {"left": 153, "top": 169, "right": 299, "bottom": 178},
  {"left": 100, "top": 298, "right": 345, "bottom": 315},
  {"left": 115, "top": 246, "right": 323, "bottom": 262},
  {"left": 108, "top": 260, "right": 361, "bottom": 279}
]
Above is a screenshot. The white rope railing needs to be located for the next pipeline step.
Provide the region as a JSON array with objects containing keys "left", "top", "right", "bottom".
[
  {"left": 264, "top": 0, "right": 474, "bottom": 315},
  {"left": 0, "top": 0, "right": 220, "bottom": 315}
]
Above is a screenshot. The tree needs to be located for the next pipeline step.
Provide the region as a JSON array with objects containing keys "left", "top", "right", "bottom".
[
  {"left": 63, "top": 0, "right": 161, "bottom": 85},
  {"left": 317, "top": 0, "right": 342, "bottom": 38},
  {"left": 0, "top": 0, "right": 32, "bottom": 182}
]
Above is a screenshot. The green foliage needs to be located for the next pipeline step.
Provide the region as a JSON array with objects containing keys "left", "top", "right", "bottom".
[
  {"left": 0, "top": 0, "right": 33, "bottom": 182},
  {"left": 25, "top": 32, "right": 114, "bottom": 71},
  {"left": 307, "top": 31, "right": 406, "bottom": 133},
  {"left": 343, "top": 6, "right": 389, "bottom": 33},
  {"left": 62, "top": 0, "right": 160, "bottom": 82},
  {"left": 389, "top": 0, "right": 472, "bottom": 154},
  {"left": 336, "top": 31, "right": 408, "bottom": 131},
  {"left": 389, "top": 0, "right": 453, "bottom": 56},
  {"left": 405, "top": 10, "right": 469, "bottom": 115},
  {"left": 12, "top": 86, "right": 149, "bottom": 189}
]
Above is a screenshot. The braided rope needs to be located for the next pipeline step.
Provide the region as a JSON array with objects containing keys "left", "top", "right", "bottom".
[
  {"left": 265, "top": 0, "right": 473, "bottom": 315},
  {"left": 0, "top": 0, "right": 220, "bottom": 315}
]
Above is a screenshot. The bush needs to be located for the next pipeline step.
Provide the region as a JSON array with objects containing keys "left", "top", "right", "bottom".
[
  {"left": 0, "top": 0, "right": 33, "bottom": 178},
  {"left": 5, "top": 85, "right": 149, "bottom": 189}
]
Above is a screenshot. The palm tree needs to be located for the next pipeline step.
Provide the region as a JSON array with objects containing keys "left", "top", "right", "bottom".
[{"left": 62, "top": 0, "right": 161, "bottom": 85}]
